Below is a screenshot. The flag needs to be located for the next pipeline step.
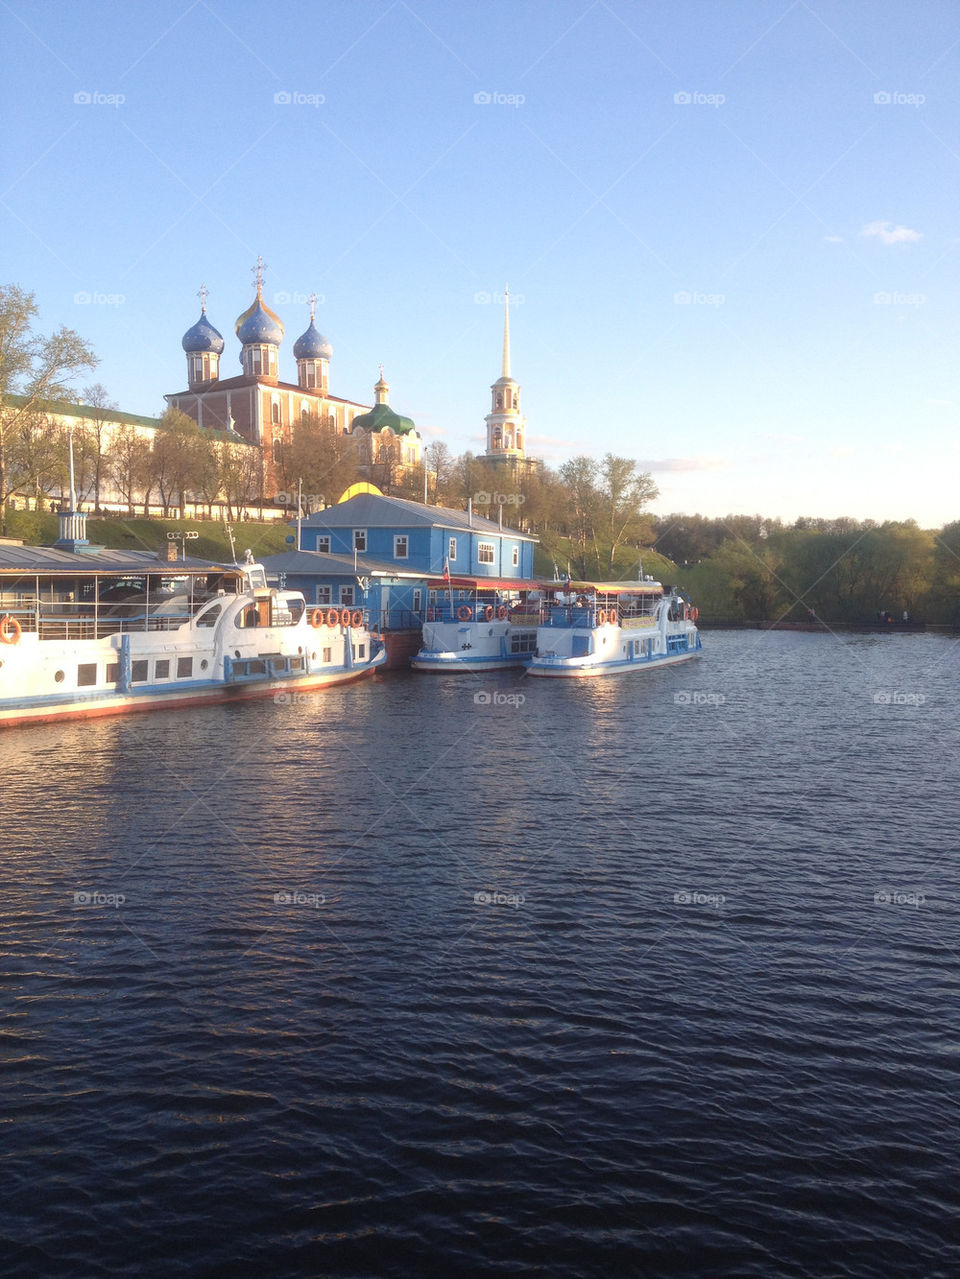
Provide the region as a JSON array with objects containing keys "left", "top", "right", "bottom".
[{"left": 442, "top": 557, "right": 450, "bottom": 582}]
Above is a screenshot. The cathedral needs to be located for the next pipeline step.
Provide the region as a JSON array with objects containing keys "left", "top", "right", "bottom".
[{"left": 166, "top": 260, "right": 423, "bottom": 493}]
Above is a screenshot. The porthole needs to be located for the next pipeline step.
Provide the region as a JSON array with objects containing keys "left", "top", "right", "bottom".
[
  {"left": 200, "top": 660, "right": 208, "bottom": 671},
  {"left": 55, "top": 670, "right": 65, "bottom": 683}
]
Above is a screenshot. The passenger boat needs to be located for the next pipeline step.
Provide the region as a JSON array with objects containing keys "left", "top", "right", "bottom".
[
  {"left": 526, "top": 580, "right": 701, "bottom": 678},
  {"left": 0, "top": 540, "right": 385, "bottom": 728},
  {"left": 411, "top": 577, "right": 542, "bottom": 672}
]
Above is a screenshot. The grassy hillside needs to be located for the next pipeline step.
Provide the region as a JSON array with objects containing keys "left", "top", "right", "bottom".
[{"left": 5, "top": 510, "right": 292, "bottom": 562}]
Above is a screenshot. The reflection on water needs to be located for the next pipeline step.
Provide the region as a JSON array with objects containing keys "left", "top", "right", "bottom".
[{"left": 3, "top": 632, "right": 960, "bottom": 1278}]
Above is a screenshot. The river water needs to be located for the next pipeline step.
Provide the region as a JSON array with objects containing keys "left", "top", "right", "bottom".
[{"left": 3, "top": 631, "right": 960, "bottom": 1277}]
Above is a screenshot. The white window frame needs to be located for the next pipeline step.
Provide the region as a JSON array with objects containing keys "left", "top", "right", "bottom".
[
  {"left": 340, "top": 586, "right": 355, "bottom": 606},
  {"left": 315, "top": 585, "right": 331, "bottom": 604},
  {"left": 477, "top": 541, "right": 495, "bottom": 565},
  {"left": 353, "top": 529, "right": 366, "bottom": 552},
  {"left": 394, "top": 535, "right": 408, "bottom": 559},
  {"left": 448, "top": 537, "right": 457, "bottom": 562},
  {"left": 316, "top": 535, "right": 331, "bottom": 553},
  {"left": 511, "top": 546, "right": 519, "bottom": 568}
]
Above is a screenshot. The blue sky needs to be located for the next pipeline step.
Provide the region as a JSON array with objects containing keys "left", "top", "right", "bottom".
[{"left": 2, "top": 0, "right": 958, "bottom": 525}]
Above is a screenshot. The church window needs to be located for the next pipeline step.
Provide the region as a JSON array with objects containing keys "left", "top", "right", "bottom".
[
  {"left": 496, "top": 393, "right": 502, "bottom": 408},
  {"left": 513, "top": 393, "right": 518, "bottom": 409},
  {"left": 273, "top": 438, "right": 282, "bottom": 464},
  {"left": 271, "top": 401, "right": 280, "bottom": 425}
]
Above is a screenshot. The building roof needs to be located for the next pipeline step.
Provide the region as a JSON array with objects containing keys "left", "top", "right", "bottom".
[
  {"left": 0, "top": 544, "right": 235, "bottom": 577},
  {"left": 350, "top": 402, "right": 417, "bottom": 436},
  {"left": 293, "top": 319, "right": 333, "bottom": 361},
  {"left": 182, "top": 310, "right": 225, "bottom": 354},
  {"left": 165, "top": 378, "right": 369, "bottom": 410},
  {"left": 299, "top": 493, "right": 537, "bottom": 541},
  {"left": 261, "top": 548, "right": 446, "bottom": 580},
  {"left": 4, "top": 394, "right": 161, "bottom": 430}
]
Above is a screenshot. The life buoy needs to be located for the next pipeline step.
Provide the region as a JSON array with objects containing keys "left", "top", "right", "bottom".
[
  {"left": 496, "top": 605, "right": 507, "bottom": 620},
  {"left": 457, "top": 605, "right": 472, "bottom": 621},
  {"left": 327, "top": 608, "right": 340, "bottom": 627},
  {"left": 607, "top": 609, "right": 618, "bottom": 626},
  {"left": 0, "top": 615, "right": 21, "bottom": 644},
  {"left": 310, "top": 608, "right": 324, "bottom": 628},
  {"left": 351, "top": 610, "right": 363, "bottom": 628},
  {"left": 596, "top": 609, "right": 606, "bottom": 626},
  {"left": 483, "top": 605, "right": 494, "bottom": 621},
  {"left": 690, "top": 607, "right": 699, "bottom": 622}
]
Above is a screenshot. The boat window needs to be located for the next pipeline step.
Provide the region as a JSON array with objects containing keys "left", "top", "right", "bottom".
[
  {"left": 77, "top": 663, "right": 97, "bottom": 687},
  {"left": 106, "top": 663, "right": 119, "bottom": 684},
  {"left": 131, "top": 660, "right": 148, "bottom": 683},
  {"left": 177, "top": 657, "right": 193, "bottom": 678},
  {"left": 322, "top": 647, "right": 331, "bottom": 663},
  {"left": 155, "top": 660, "right": 170, "bottom": 680},
  {"left": 196, "top": 603, "right": 222, "bottom": 628}
]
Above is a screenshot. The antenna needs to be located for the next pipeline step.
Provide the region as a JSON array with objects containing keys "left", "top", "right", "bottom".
[{"left": 224, "top": 520, "right": 237, "bottom": 565}]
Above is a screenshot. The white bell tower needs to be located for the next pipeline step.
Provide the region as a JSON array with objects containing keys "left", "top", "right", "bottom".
[{"left": 484, "top": 286, "right": 526, "bottom": 462}]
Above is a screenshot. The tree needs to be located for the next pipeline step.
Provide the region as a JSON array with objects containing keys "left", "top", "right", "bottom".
[
  {"left": 107, "top": 423, "right": 152, "bottom": 514},
  {"left": 597, "top": 454, "right": 658, "bottom": 576},
  {"left": 149, "top": 409, "right": 203, "bottom": 517},
  {"left": 0, "top": 284, "right": 97, "bottom": 531},
  {"left": 80, "top": 383, "right": 118, "bottom": 511}
]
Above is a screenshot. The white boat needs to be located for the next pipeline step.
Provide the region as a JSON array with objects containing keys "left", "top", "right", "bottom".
[
  {"left": 0, "top": 543, "right": 385, "bottom": 728},
  {"left": 411, "top": 578, "right": 541, "bottom": 672},
  {"left": 525, "top": 580, "right": 701, "bottom": 678}
]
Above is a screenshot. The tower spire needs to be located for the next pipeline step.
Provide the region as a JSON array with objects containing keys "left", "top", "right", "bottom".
[
  {"left": 252, "top": 255, "right": 266, "bottom": 296},
  {"left": 502, "top": 284, "right": 510, "bottom": 378},
  {"left": 197, "top": 283, "right": 209, "bottom": 312}
]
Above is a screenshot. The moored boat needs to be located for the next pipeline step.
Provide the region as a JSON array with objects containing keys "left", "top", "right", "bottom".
[
  {"left": 526, "top": 580, "right": 701, "bottom": 678},
  {"left": 0, "top": 542, "right": 385, "bottom": 728},
  {"left": 411, "top": 577, "right": 541, "bottom": 672}
]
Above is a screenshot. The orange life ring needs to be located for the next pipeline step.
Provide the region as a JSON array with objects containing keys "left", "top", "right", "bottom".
[
  {"left": 496, "top": 605, "right": 507, "bottom": 620},
  {"left": 457, "top": 605, "right": 472, "bottom": 621},
  {"left": 596, "top": 609, "right": 606, "bottom": 626},
  {"left": 607, "top": 609, "right": 618, "bottom": 626},
  {"left": 326, "top": 608, "right": 340, "bottom": 627},
  {"left": 310, "top": 608, "right": 324, "bottom": 628},
  {"left": 351, "top": 610, "right": 363, "bottom": 628},
  {"left": 483, "top": 605, "right": 494, "bottom": 621},
  {"left": 691, "top": 607, "right": 699, "bottom": 622},
  {"left": 0, "top": 615, "right": 21, "bottom": 644}
]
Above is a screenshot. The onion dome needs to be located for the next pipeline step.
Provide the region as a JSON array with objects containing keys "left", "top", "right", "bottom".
[
  {"left": 182, "top": 310, "right": 225, "bottom": 354},
  {"left": 235, "top": 291, "right": 284, "bottom": 346},
  {"left": 293, "top": 318, "right": 332, "bottom": 361},
  {"left": 351, "top": 402, "right": 417, "bottom": 435}
]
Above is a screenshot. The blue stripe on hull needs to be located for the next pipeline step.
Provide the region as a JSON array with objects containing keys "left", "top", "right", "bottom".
[{"left": 526, "top": 649, "right": 701, "bottom": 678}]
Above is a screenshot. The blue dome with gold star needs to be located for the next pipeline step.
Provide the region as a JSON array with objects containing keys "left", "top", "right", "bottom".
[
  {"left": 235, "top": 291, "right": 284, "bottom": 346},
  {"left": 182, "top": 311, "right": 225, "bottom": 354},
  {"left": 293, "top": 319, "right": 332, "bottom": 361}
]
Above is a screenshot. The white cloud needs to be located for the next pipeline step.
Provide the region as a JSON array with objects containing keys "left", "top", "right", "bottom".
[
  {"left": 637, "top": 456, "right": 729, "bottom": 472},
  {"left": 860, "top": 220, "right": 922, "bottom": 245},
  {"left": 823, "top": 234, "right": 844, "bottom": 243}
]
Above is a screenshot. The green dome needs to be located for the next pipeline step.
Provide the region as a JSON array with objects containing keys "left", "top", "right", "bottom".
[{"left": 351, "top": 402, "right": 416, "bottom": 435}]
